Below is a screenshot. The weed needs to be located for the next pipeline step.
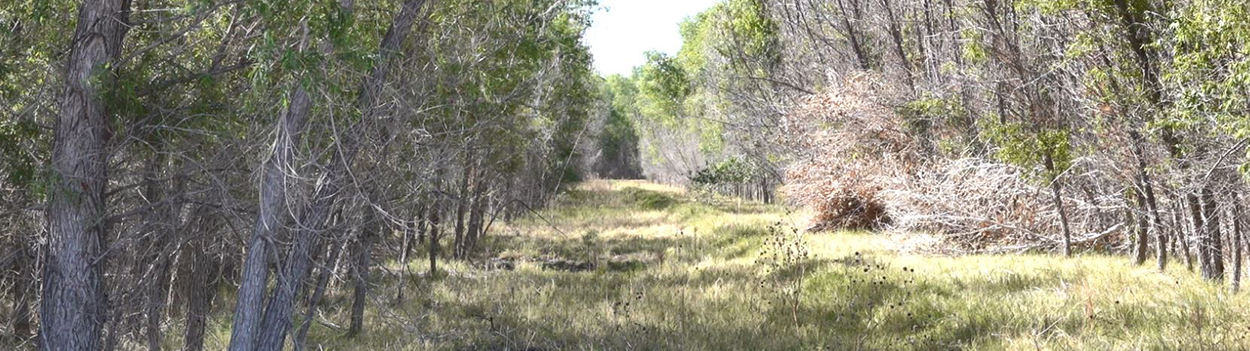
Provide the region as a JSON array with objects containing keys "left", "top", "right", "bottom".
[{"left": 757, "top": 219, "right": 810, "bottom": 327}]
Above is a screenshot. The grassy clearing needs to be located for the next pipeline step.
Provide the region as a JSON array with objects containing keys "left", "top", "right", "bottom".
[{"left": 202, "top": 180, "right": 1250, "bottom": 351}]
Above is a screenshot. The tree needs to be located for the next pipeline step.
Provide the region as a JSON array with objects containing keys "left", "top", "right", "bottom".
[{"left": 40, "top": 0, "right": 129, "bottom": 350}]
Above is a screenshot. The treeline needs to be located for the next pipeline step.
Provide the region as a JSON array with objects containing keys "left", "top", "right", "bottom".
[
  {"left": 0, "top": 0, "right": 628, "bottom": 349},
  {"left": 599, "top": 0, "right": 788, "bottom": 200},
  {"left": 617, "top": 0, "right": 1250, "bottom": 288}
]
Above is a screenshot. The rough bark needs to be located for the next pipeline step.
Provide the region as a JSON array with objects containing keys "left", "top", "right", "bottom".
[
  {"left": 182, "top": 233, "right": 220, "bottom": 351},
  {"left": 226, "top": 5, "right": 336, "bottom": 350},
  {"left": 40, "top": 0, "right": 129, "bottom": 350}
]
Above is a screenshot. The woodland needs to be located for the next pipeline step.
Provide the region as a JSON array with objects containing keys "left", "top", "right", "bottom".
[{"left": 4, "top": 0, "right": 1250, "bottom": 350}]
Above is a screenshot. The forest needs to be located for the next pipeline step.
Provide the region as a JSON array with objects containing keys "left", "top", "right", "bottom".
[{"left": 4, "top": 0, "right": 1250, "bottom": 350}]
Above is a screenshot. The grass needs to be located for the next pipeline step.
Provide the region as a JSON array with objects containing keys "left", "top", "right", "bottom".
[{"left": 188, "top": 180, "right": 1250, "bottom": 350}]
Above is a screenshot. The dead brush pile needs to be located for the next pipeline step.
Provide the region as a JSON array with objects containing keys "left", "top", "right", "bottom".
[
  {"left": 780, "top": 75, "right": 920, "bottom": 232},
  {"left": 876, "top": 159, "right": 1060, "bottom": 251},
  {"left": 781, "top": 75, "right": 1086, "bottom": 250}
]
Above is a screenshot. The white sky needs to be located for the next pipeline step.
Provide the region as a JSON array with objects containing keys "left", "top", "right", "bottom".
[{"left": 584, "top": 0, "right": 721, "bottom": 77}]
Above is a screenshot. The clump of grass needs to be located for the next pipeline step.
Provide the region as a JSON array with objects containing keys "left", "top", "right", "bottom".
[{"left": 622, "top": 187, "right": 676, "bottom": 210}]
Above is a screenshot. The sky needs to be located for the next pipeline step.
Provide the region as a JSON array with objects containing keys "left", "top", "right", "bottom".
[{"left": 584, "top": 0, "right": 721, "bottom": 77}]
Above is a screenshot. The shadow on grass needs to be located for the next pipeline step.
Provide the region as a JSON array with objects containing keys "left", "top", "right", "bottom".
[{"left": 350, "top": 183, "right": 1250, "bottom": 351}]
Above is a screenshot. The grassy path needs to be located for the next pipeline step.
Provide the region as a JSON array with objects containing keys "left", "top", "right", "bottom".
[{"left": 285, "top": 180, "right": 1250, "bottom": 351}]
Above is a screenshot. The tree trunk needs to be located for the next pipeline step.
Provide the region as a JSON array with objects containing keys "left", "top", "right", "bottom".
[
  {"left": 41, "top": 0, "right": 129, "bottom": 349},
  {"left": 1127, "top": 131, "right": 1166, "bottom": 270},
  {"left": 1044, "top": 153, "right": 1073, "bottom": 257},
  {"left": 144, "top": 250, "right": 175, "bottom": 351},
  {"left": 879, "top": 0, "right": 913, "bottom": 90},
  {"left": 1154, "top": 194, "right": 1168, "bottom": 271},
  {"left": 253, "top": 188, "right": 332, "bottom": 351},
  {"left": 9, "top": 242, "right": 33, "bottom": 341},
  {"left": 1176, "top": 200, "right": 1194, "bottom": 271},
  {"left": 1198, "top": 187, "right": 1225, "bottom": 281},
  {"left": 1132, "top": 185, "right": 1149, "bottom": 266},
  {"left": 1110, "top": 0, "right": 1164, "bottom": 109},
  {"left": 465, "top": 170, "right": 489, "bottom": 257},
  {"left": 835, "top": 0, "right": 872, "bottom": 70},
  {"left": 347, "top": 211, "right": 376, "bottom": 337},
  {"left": 1188, "top": 193, "right": 1205, "bottom": 274},
  {"left": 227, "top": 3, "right": 338, "bottom": 350},
  {"left": 228, "top": 82, "right": 313, "bottom": 351},
  {"left": 1169, "top": 213, "right": 1180, "bottom": 263},
  {"left": 143, "top": 153, "right": 183, "bottom": 351},
  {"left": 429, "top": 205, "right": 442, "bottom": 275},
  {"left": 1053, "top": 181, "right": 1072, "bottom": 257},
  {"left": 1110, "top": 0, "right": 1189, "bottom": 271},
  {"left": 918, "top": 0, "right": 935, "bottom": 83},
  {"left": 397, "top": 217, "right": 413, "bottom": 303},
  {"left": 1232, "top": 193, "right": 1243, "bottom": 292},
  {"left": 245, "top": 1, "right": 427, "bottom": 349},
  {"left": 182, "top": 234, "right": 220, "bottom": 351},
  {"left": 416, "top": 205, "right": 428, "bottom": 249},
  {"left": 294, "top": 241, "right": 343, "bottom": 351},
  {"left": 453, "top": 159, "right": 473, "bottom": 259}
]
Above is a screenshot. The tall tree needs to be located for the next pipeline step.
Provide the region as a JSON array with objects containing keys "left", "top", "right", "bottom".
[
  {"left": 250, "top": 1, "right": 429, "bottom": 349},
  {"left": 40, "top": 0, "right": 130, "bottom": 350},
  {"left": 227, "top": 69, "right": 314, "bottom": 351}
]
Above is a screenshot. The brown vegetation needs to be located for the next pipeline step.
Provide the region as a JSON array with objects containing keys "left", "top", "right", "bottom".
[{"left": 781, "top": 74, "right": 1118, "bottom": 252}]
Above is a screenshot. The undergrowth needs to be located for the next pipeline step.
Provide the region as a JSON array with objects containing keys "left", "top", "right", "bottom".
[{"left": 188, "top": 180, "right": 1250, "bottom": 351}]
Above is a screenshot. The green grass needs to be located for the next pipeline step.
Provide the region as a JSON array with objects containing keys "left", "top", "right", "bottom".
[{"left": 190, "top": 180, "right": 1250, "bottom": 350}]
